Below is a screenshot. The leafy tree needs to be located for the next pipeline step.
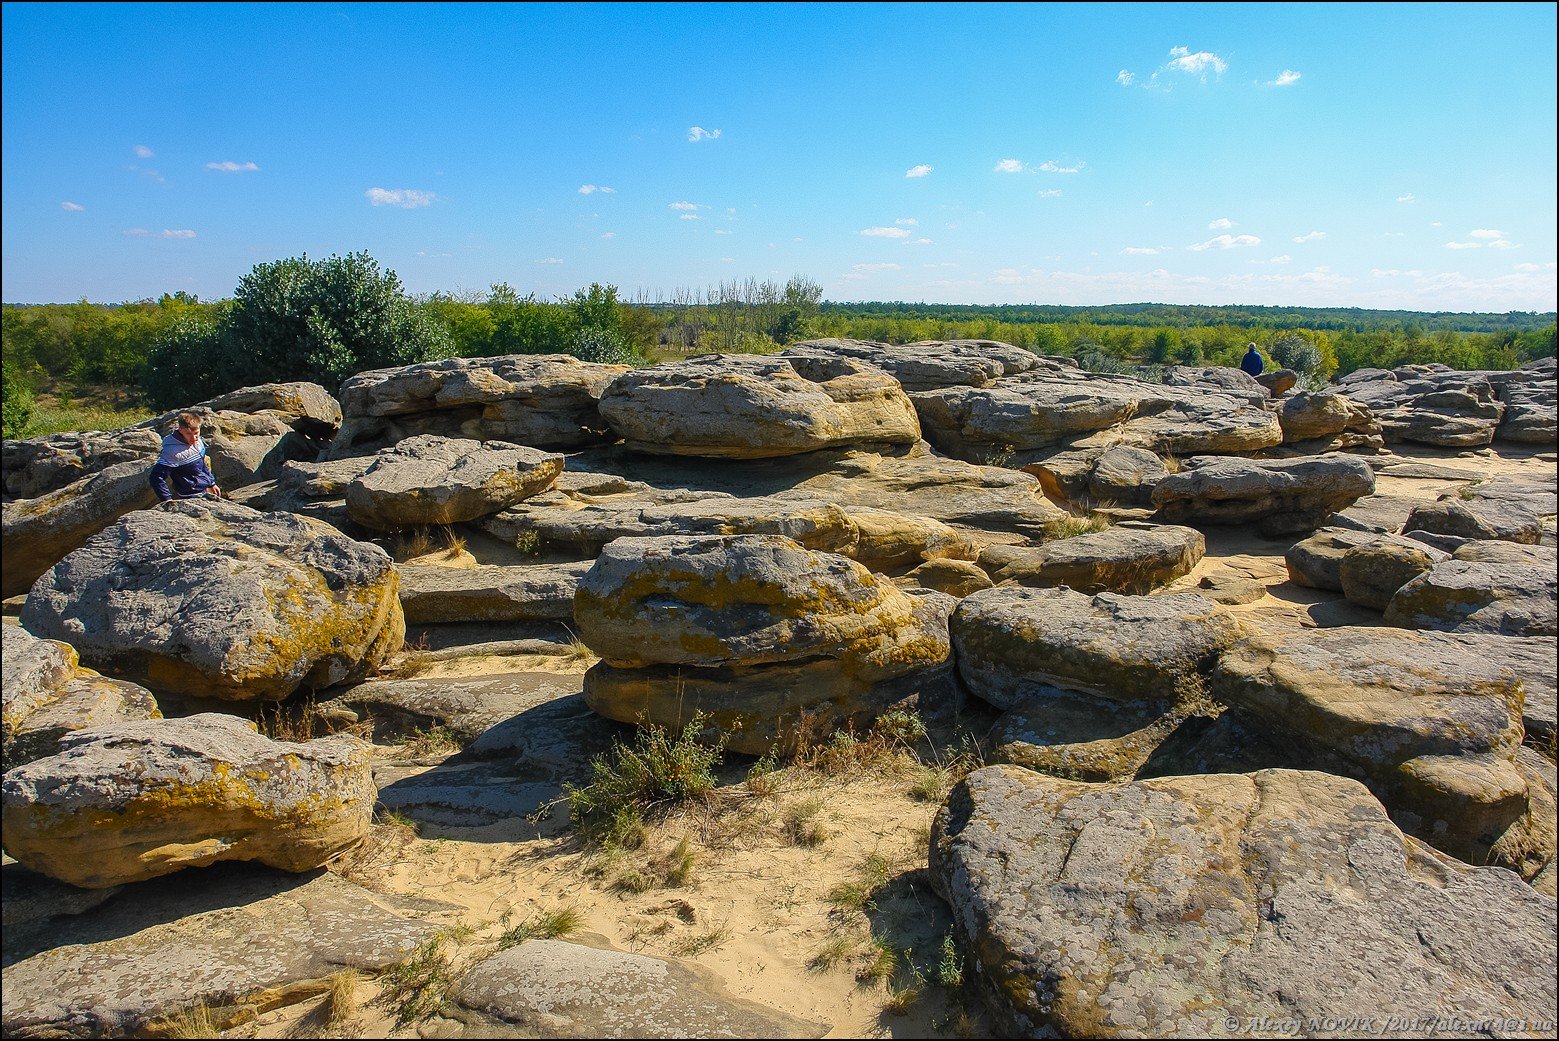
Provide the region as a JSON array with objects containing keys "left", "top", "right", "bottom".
[{"left": 2, "top": 363, "right": 35, "bottom": 438}]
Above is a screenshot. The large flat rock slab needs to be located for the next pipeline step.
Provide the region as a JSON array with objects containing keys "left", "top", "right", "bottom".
[
  {"left": 1, "top": 863, "right": 439, "bottom": 1038},
  {"left": 452, "top": 939, "right": 827, "bottom": 1038},
  {"left": 1404, "top": 477, "right": 1557, "bottom": 545},
  {"left": 978, "top": 524, "right": 1205, "bottom": 594},
  {"left": 782, "top": 337, "right": 1049, "bottom": 391},
  {"left": 397, "top": 561, "right": 591, "bottom": 624},
  {"left": 1151, "top": 455, "right": 1376, "bottom": 535},
  {"left": 345, "top": 434, "right": 563, "bottom": 529},
  {"left": 1385, "top": 558, "right": 1558, "bottom": 637},
  {"left": 930, "top": 766, "right": 1558, "bottom": 1038}
]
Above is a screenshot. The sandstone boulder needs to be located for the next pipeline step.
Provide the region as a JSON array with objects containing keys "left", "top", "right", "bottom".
[
  {"left": 1212, "top": 626, "right": 1549, "bottom": 875},
  {"left": 1285, "top": 526, "right": 1393, "bottom": 590},
  {"left": 344, "top": 434, "right": 563, "bottom": 529},
  {"left": 1404, "top": 477, "right": 1556, "bottom": 545},
  {"left": 1255, "top": 367, "right": 1299, "bottom": 395},
  {"left": 1151, "top": 455, "right": 1376, "bottom": 535},
  {"left": 1384, "top": 559, "right": 1558, "bottom": 637},
  {"left": 1338, "top": 535, "right": 1449, "bottom": 611},
  {"left": 397, "top": 561, "right": 592, "bottom": 624},
  {"left": 598, "top": 354, "right": 920, "bottom": 458},
  {"left": 576, "top": 535, "right": 954, "bottom": 754},
  {"left": 21, "top": 499, "right": 403, "bottom": 701},
  {"left": 1026, "top": 445, "right": 1167, "bottom": 510},
  {"left": 978, "top": 524, "right": 1205, "bottom": 594},
  {"left": 1275, "top": 389, "right": 1381, "bottom": 448},
  {"left": 783, "top": 337, "right": 1049, "bottom": 391},
  {"left": 329, "top": 354, "right": 627, "bottom": 457},
  {"left": 898, "top": 558, "right": 994, "bottom": 598},
  {"left": 2, "top": 625, "right": 160, "bottom": 769},
  {"left": 453, "top": 940, "right": 827, "bottom": 1038},
  {"left": 929, "top": 766, "right": 1557, "bottom": 1038},
  {"left": 1, "top": 714, "right": 374, "bottom": 888}
]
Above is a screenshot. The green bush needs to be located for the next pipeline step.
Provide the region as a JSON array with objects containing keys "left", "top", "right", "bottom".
[
  {"left": 568, "top": 326, "right": 639, "bottom": 365},
  {"left": 2, "top": 364, "right": 35, "bottom": 438},
  {"left": 564, "top": 719, "right": 724, "bottom": 847}
]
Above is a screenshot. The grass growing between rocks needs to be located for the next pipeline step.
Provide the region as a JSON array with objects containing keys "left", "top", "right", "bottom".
[
  {"left": 1042, "top": 512, "right": 1113, "bottom": 540},
  {"left": 497, "top": 905, "right": 586, "bottom": 950},
  {"left": 378, "top": 935, "right": 457, "bottom": 1027}
]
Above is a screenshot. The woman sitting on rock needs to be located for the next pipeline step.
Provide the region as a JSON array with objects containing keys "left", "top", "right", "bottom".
[{"left": 148, "top": 412, "right": 222, "bottom": 504}]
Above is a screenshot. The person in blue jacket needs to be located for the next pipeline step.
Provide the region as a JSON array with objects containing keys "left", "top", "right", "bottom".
[
  {"left": 1239, "top": 342, "right": 1265, "bottom": 377},
  {"left": 148, "top": 412, "right": 222, "bottom": 503}
]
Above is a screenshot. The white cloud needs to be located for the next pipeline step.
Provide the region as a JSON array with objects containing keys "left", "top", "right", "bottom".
[
  {"left": 1188, "top": 234, "right": 1261, "bottom": 251},
  {"left": 852, "top": 263, "right": 902, "bottom": 272},
  {"left": 687, "top": 126, "right": 722, "bottom": 142},
  {"left": 904, "top": 238, "right": 933, "bottom": 246},
  {"left": 579, "top": 184, "right": 616, "bottom": 194},
  {"left": 124, "top": 228, "right": 195, "bottom": 239},
  {"left": 1208, "top": 217, "right": 1235, "bottom": 230},
  {"left": 1487, "top": 239, "right": 1518, "bottom": 250},
  {"left": 1396, "top": 193, "right": 1416, "bottom": 203},
  {"left": 1470, "top": 229, "right": 1503, "bottom": 239},
  {"left": 534, "top": 257, "right": 564, "bottom": 264},
  {"left": 365, "top": 187, "right": 435, "bottom": 208},
  {"left": 669, "top": 201, "right": 700, "bottom": 211},
  {"left": 1384, "top": 232, "right": 1407, "bottom": 238},
  {"left": 1116, "top": 69, "right": 1135, "bottom": 86},
  {"left": 679, "top": 213, "right": 700, "bottom": 221},
  {"left": 1038, "top": 160, "right": 1084, "bottom": 174},
  {"left": 1515, "top": 263, "right": 1540, "bottom": 272},
  {"left": 905, "top": 164, "right": 933, "bottom": 178},
  {"left": 1445, "top": 241, "right": 1481, "bottom": 249},
  {"left": 861, "top": 226, "right": 912, "bottom": 238},
  {"left": 1269, "top": 255, "right": 1292, "bottom": 264},
  {"left": 1037, "top": 189, "right": 1062, "bottom": 198},
  {"left": 61, "top": 201, "right": 85, "bottom": 211},
  {"left": 721, "top": 257, "right": 735, "bottom": 263},
  {"left": 713, "top": 228, "right": 732, "bottom": 235},
  {"left": 133, "top": 144, "right": 154, "bottom": 158},
  {"left": 895, "top": 217, "right": 918, "bottom": 226},
  {"left": 600, "top": 232, "right": 616, "bottom": 239},
  {"left": 1121, "top": 247, "right": 1160, "bottom": 255},
  {"left": 989, "top": 268, "right": 1027, "bottom": 285},
  {"left": 1292, "top": 230, "right": 1326, "bottom": 243},
  {"left": 994, "top": 158, "right": 1025, "bottom": 173},
  {"left": 206, "top": 161, "right": 259, "bottom": 172},
  {"left": 1267, "top": 70, "right": 1301, "bottom": 87},
  {"left": 1432, "top": 222, "right": 1443, "bottom": 227},
  {"left": 1165, "top": 45, "right": 1228, "bottom": 77}
]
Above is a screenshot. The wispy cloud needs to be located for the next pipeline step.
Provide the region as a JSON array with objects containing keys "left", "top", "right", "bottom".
[
  {"left": 365, "top": 187, "right": 435, "bottom": 208},
  {"left": 1165, "top": 45, "right": 1228, "bottom": 77},
  {"left": 852, "top": 262, "right": 902, "bottom": 272},
  {"left": 687, "top": 126, "right": 721, "bottom": 142},
  {"left": 994, "top": 158, "right": 1025, "bottom": 173},
  {"left": 905, "top": 164, "right": 933, "bottom": 178},
  {"left": 578, "top": 184, "right": 615, "bottom": 194},
  {"left": 534, "top": 257, "right": 564, "bottom": 264},
  {"left": 1292, "top": 230, "right": 1326, "bottom": 243},
  {"left": 1445, "top": 241, "right": 1482, "bottom": 250},
  {"left": 1188, "top": 233, "right": 1261, "bottom": 250},
  {"left": 1116, "top": 69, "right": 1135, "bottom": 86},
  {"left": 206, "top": 161, "right": 259, "bottom": 172},
  {"left": 895, "top": 217, "right": 918, "bottom": 226},
  {"left": 61, "top": 201, "right": 85, "bottom": 211},
  {"left": 904, "top": 238, "right": 933, "bottom": 246},
  {"left": 679, "top": 213, "right": 700, "bottom": 221},
  {"left": 1121, "top": 247, "right": 1161, "bottom": 255},
  {"left": 861, "top": 226, "right": 912, "bottom": 238},
  {"left": 1470, "top": 229, "right": 1503, "bottom": 239},
  {"left": 1265, "top": 69, "right": 1301, "bottom": 87},
  {"left": 1268, "top": 255, "right": 1292, "bottom": 264},
  {"left": 133, "top": 144, "right": 154, "bottom": 158},
  {"left": 1487, "top": 239, "right": 1519, "bottom": 250},
  {"left": 1038, "top": 160, "right": 1084, "bottom": 174},
  {"left": 713, "top": 228, "right": 732, "bottom": 235},
  {"left": 1209, "top": 217, "right": 1235, "bottom": 230},
  {"left": 600, "top": 232, "right": 616, "bottom": 239},
  {"left": 124, "top": 228, "right": 196, "bottom": 239},
  {"left": 669, "top": 201, "right": 700, "bottom": 211},
  {"left": 1037, "top": 189, "right": 1063, "bottom": 198}
]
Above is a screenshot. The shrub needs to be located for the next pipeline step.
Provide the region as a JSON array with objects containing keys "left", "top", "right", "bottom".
[
  {"left": 569, "top": 325, "right": 639, "bottom": 365},
  {"left": 1, "top": 364, "right": 35, "bottom": 438},
  {"left": 564, "top": 719, "right": 724, "bottom": 846}
]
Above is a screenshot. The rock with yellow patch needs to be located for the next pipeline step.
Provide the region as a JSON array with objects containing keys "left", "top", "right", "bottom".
[
  {"left": 930, "top": 766, "right": 1557, "bottom": 1038},
  {"left": 1151, "top": 455, "right": 1376, "bottom": 536},
  {"left": 1212, "top": 626, "right": 1554, "bottom": 878},
  {"left": 576, "top": 534, "right": 955, "bottom": 754},
  {"left": 781, "top": 337, "right": 1051, "bottom": 391},
  {"left": 2, "top": 625, "right": 160, "bottom": 769},
  {"left": 345, "top": 434, "right": 563, "bottom": 530},
  {"left": 598, "top": 354, "right": 921, "bottom": 458},
  {"left": 1, "top": 713, "right": 374, "bottom": 888},
  {"left": 20, "top": 499, "right": 403, "bottom": 701},
  {"left": 978, "top": 524, "right": 1205, "bottom": 594}
]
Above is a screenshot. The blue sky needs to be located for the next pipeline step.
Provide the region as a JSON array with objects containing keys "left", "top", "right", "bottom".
[{"left": 3, "top": 2, "right": 1555, "bottom": 311}]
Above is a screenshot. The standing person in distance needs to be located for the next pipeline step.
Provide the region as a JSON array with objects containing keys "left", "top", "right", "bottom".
[{"left": 148, "top": 411, "right": 223, "bottom": 505}]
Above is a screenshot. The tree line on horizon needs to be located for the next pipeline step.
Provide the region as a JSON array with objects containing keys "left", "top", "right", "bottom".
[{"left": 4, "top": 251, "right": 1554, "bottom": 439}]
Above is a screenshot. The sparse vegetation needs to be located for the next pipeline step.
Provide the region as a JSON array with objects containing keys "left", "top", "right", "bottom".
[
  {"left": 161, "top": 1001, "right": 220, "bottom": 1039},
  {"left": 782, "top": 797, "right": 829, "bottom": 846},
  {"left": 669, "top": 922, "right": 731, "bottom": 957},
  {"left": 497, "top": 906, "right": 585, "bottom": 950},
  {"left": 829, "top": 851, "right": 897, "bottom": 914},
  {"left": 809, "top": 933, "right": 858, "bottom": 972},
  {"left": 324, "top": 967, "right": 362, "bottom": 1026},
  {"left": 1043, "top": 512, "right": 1113, "bottom": 540},
  {"left": 379, "top": 935, "right": 457, "bottom": 1027},
  {"left": 400, "top": 725, "right": 462, "bottom": 759},
  {"left": 564, "top": 718, "right": 724, "bottom": 847}
]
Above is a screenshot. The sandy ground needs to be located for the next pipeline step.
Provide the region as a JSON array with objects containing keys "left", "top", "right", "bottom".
[{"left": 13, "top": 441, "right": 1556, "bottom": 1039}]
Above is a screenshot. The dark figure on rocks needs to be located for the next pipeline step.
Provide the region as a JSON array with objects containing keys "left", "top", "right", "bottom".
[
  {"left": 148, "top": 411, "right": 221, "bottom": 504},
  {"left": 1240, "top": 343, "right": 1265, "bottom": 377}
]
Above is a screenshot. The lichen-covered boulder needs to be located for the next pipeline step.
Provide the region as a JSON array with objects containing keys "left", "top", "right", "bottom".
[
  {"left": 1403, "top": 477, "right": 1556, "bottom": 545},
  {"left": 1284, "top": 526, "right": 1387, "bottom": 590},
  {"left": 20, "top": 499, "right": 403, "bottom": 701},
  {"left": 978, "top": 524, "right": 1205, "bottom": 595},
  {"left": 2, "top": 625, "right": 160, "bottom": 769},
  {"left": 1384, "top": 559, "right": 1559, "bottom": 637},
  {"left": 1151, "top": 455, "right": 1376, "bottom": 536},
  {"left": 1338, "top": 535, "right": 1449, "bottom": 611},
  {"left": 1, "top": 714, "right": 374, "bottom": 888},
  {"left": 930, "top": 766, "right": 1558, "bottom": 1038},
  {"left": 898, "top": 558, "right": 994, "bottom": 598},
  {"left": 344, "top": 434, "right": 563, "bottom": 529},
  {"left": 1026, "top": 446, "right": 1168, "bottom": 510},
  {"left": 1212, "top": 626, "right": 1551, "bottom": 876},
  {"left": 328, "top": 354, "right": 627, "bottom": 457},
  {"left": 1276, "top": 390, "right": 1381, "bottom": 450},
  {"left": 397, "top": 561, "right": 591, "bottom": 624},
  {"left": 782, "top": 337, "right": 1050, "bottom": 391},
  {"left": 575, "top": 535, "right": 954, "bottom": 754},
  {"left": 597, "top": 354, "right": 920, "bottom": 458}
]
